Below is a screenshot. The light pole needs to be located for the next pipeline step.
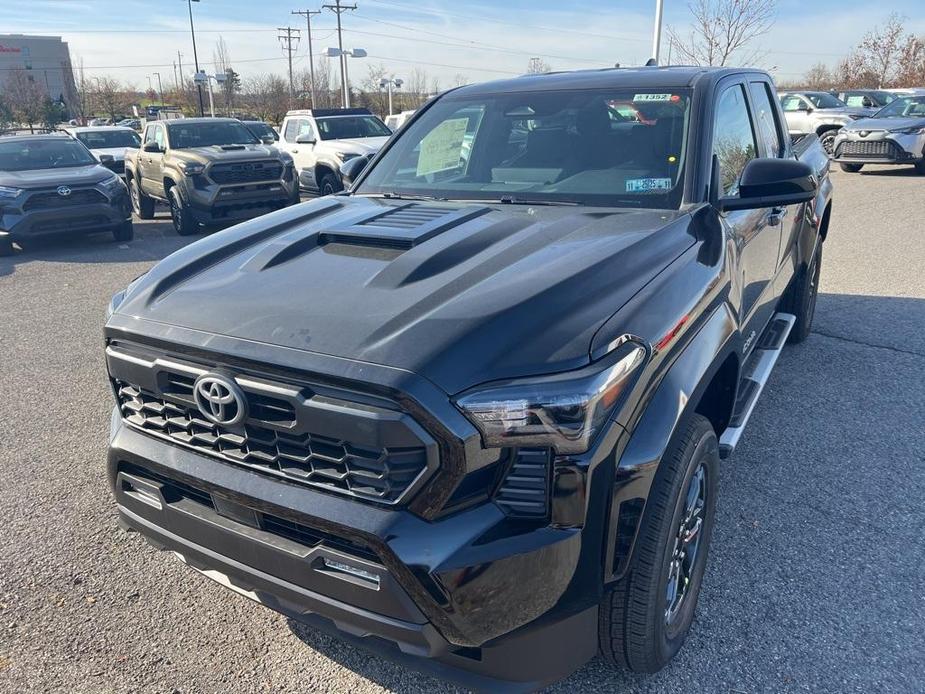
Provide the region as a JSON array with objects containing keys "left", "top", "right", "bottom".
[
  {"left": 651, "top": 0, "right": 664, "bottom": 65},
  {"left": 379, "top": 77, "right": 403, "bottom": 116},
  {"left": 188, "top": 0, "right": 205, "bottom": 116},
  {"left": 153, "top": 71, "right": 163, "bottom": 106},
  {"left": 325, "top": 47, "right": 366, "bottom": 108}
]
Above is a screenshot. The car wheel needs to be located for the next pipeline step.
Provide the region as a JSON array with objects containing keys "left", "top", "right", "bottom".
[
  {"left": 319, "top": 173, "right": 342, "bottom": 197},
  {"left": 112, "top": 219, "right": 134, "bottom": 242},
  {"left": 0, "top": 236, "right": 14, "bottom": 257},
  {"left": 781, "top": 239, "right": 822, "bottom": 344},
  {"left": 168, "top": 187, "right": 199, "bottom": 236},
  {"left": 818, "top": 130, "right": 839, "bottom": 156},
  {"left": 129, "top": 177, "right": 155, "bottom": 220},
  {"left": 839, "top": 163, "right": 863, "bottom": 173},
  {"left": 599, "top": 414, "right": 719, "bottom": 673}
]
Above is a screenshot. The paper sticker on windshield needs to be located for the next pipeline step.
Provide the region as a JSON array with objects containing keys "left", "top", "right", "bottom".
[
  {"left": 634, "top": 93, "right": 673, "bottom": 102},
  {"left": 416, "top": 118, "right": 468, "bottom": 176},
  {"left": 626, "top": 178, "right": 673, "bottom": 193}
]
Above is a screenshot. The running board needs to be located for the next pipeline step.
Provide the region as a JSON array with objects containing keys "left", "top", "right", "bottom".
[{"left": 719, "top": 312, "right": 796, "bottom": 459}]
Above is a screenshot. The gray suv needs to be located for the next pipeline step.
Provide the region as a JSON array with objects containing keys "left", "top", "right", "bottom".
[
  {"left": 779, "top": 91, "right": 872, "bottom": 154},
  {"left": 0, "top": 135, "right": 132, "bottom": 256},
  {"left": 832, "top": 94, "right": 925, "bottom": 173}
]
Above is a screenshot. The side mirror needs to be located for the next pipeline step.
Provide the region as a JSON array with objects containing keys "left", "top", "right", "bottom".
[
  {"left": 260, "top": 135, "right": 276, "bottom": 145},
  {"left": 98, "top": 154, "right": 115, "bottom": 164},
  {"left": 340, "top": 155, "right": 371, "bottom": 187},
  {"left": 717, "top": 158, "right": 816, "bottom": 212},
  {"left": 862, "top": 97, "right": 873, "bottom": 108},
  {"left": 142, "top": 141, "right": 161, "bottom": 153},
  {"left": 295, "top": 134, "right": 316, "bottom": 145},
  {"left": 801, "top": 105, "right": 814, "bottom": 113}
]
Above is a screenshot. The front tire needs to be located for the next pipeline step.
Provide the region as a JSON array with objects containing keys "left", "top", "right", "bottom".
[
  {"left": 839, "top": 163, "right": 863, "bottom": 173},
  {"left": 781, "top": 240, "right": 822, "bottom": 344},
  {"left": 129, "top": 176, "right": 155, "bottom": 219},
  {"left": 599, "top": 414, "right": 719, "bottom": 673},
  {"left": 168, "top": 186, "right": 199, "bottom": 236},
  {"left": 319, "top": 173, "right": 342, "bottom": 197},
  {"left": 112, "top": 219, "right": 134, "bottom": 242},
  {"left": 818, "top": 129, "right": 838, "bottom": 156}
]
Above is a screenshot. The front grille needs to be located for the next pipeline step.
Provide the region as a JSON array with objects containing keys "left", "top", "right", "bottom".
[
  {"left": 836, "top": 139, "right": 905, "bottom": 159},
  {"left": 23, "top": 188, "right": 107, "bottom": 211},
  {"left": 209, "top": 160, "right": 284, "bottom": 184},
  {"left": 107, "top": 342, "right": 435, "bottom": 505}
]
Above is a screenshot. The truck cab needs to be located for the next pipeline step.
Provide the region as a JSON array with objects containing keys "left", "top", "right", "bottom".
[{"left": 278, "top": 108, "right": 392, "bottom": 196}]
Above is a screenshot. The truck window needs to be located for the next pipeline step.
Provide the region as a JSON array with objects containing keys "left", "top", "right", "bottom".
[
  {"left": 153, "top": 125, "right": 166, "bottom": 150},
  {"left": 356, "top": 88, "right": 692, "bottom": 209},
  {"left": 284, "top": 118, "right": 312, "bottom": 142},
  {"left": 713, "top": 84, "right": 757, "bottom": 196},
  {"left": 780, "top": 95, "right": 806, "bottom": 112},
  {"left": 143, "top": 126, "right": 156, "bottom": 145},
  {"left": 748, "top": 82, "right": 782, "bottom": 157}
]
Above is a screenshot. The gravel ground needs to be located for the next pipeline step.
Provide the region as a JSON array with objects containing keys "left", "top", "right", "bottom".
[{"left": 1, "top": 168, "right": 924, "bottom": 694}]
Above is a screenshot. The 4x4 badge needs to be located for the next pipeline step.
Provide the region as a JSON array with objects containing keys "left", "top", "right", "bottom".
[{"left": 193, "top": 374, "right": 247, "bottom": 426}]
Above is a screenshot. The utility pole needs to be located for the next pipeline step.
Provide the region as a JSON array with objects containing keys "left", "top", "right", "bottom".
[
  {"left": 323, "top": 0, "right": 356, "bottom": 108},
  {"left": 292, "top": 8, "right": 321, "bottom": 108},
  {"left": 173, "top": 61, "right": 179, "bottom": 92},
  {"left": 177, "top": 51, "right": 184, "bottom": 90},
  {"left": 153, "top": 72, "right": 163, "bottom": 106},
  {"left": 651, "top": 0, "right": 664, "bottom": 65},
  {"left": 187, "top": 0, "right": 205, "bottom": 116},
  {"left": 278, "top": 27, "right": 301, "bottom": 109}
]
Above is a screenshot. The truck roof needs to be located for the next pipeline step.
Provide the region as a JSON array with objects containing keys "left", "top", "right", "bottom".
[
  {"left": 157, "top": 117, "right": 241, "bottom": 126},
  {"left": 284, "top": 108, "right": 372, "bottom": 118},
  {"left": 452, "top": 66, "right": 772, "bottom": 96}
]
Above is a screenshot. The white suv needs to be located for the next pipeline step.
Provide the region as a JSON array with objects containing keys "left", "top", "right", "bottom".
[{"left": 278, "top": 108, "right": 392, "bottom": 195}]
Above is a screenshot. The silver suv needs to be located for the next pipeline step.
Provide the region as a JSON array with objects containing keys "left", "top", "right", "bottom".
[
  {"left": 832, "top": 94, "right": 925, "bottom": 173},
  {"left": 779, "top": 91, "right": 873, "bottom": 154}
]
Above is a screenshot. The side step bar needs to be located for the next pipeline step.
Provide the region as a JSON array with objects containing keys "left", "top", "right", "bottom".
[{"left": 719, "top": 312, "right": 796, "bottom": 458}]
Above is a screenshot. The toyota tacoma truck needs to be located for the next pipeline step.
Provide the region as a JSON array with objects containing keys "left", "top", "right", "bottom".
[
  {"left": 105, "top": 67, "right": 832, "bottom": 690},
  {"left": 0, "top": 134, "right": 132, "bottom": 255},
  {"left": 124, "top": 118, "right": 299, "bottom": 236},
  {"left": 832, "top": 93, "right": 925, "bottom": 173},
  {"left": 278, "top": 108, "right": 392, "bottom": 196}
]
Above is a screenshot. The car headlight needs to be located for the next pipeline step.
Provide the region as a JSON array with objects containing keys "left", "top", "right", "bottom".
[
  {"left": 335, "top": 151, "right": 360, "bottom": 162},
  {"left": 455, "top": 343, "right": 646, "bottom": 455},
  {"left": 889, "top": 126, "right": 925, "bottom": 135},
  {"left": 99, "top": 174, "right": 126, "bottom": 193},
  {"left": 847, "top": 114, "right": 865, "bottom": 120},
  {"left": 0, "top": 186, "right": 23, "bottom": 199},
  {"left": 179, "top": 161, "right": 206, "bottom": 175}
]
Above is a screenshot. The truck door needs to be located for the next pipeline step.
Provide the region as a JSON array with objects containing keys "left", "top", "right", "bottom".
[
  {"left": 713, "top": 81, "right": 782, "bottom": 353},
  {"left": 140, "top": 123, "right": 166, "bottom": 199},
  {"left": 281, "top": 118, "right": 317, "bottom": 188}
]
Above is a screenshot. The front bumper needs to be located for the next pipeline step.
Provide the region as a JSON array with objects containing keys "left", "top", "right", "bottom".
[
  {"left": 832, "top": 131, "right": 925, "bottom": 165},
  {"left": 183, "top": 177, "right": 300, "bottom": 225},
  {"left": 109, "top": 420, "right": 599, "bottom": 690},
  {"left": 0, "top": 190, "right": 130, "bottom": 241}
]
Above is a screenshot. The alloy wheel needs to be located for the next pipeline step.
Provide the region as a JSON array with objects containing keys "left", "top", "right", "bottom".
[{"left": 665, "top": 462, "right": 707, "bottom": 627}]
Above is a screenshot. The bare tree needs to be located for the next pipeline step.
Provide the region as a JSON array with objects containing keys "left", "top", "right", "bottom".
[
  {"left": 895, "top": 34, "right": 925, "bottom": 87},
  {"left": 92, "top": 76, "right": 132, "bottom": 121},
  {"left": 242, "top": 73, "right": 289, "bottom": 125},
  {"left": 802, "top": 63, "right": 837, "bottom": 90},
  {"left": 857, "top": 13, "right": 906, "bottom": 87},
  {"left": 667, "top": 0, "right": 777, "bottom": 67},
  {"left": 212, "top": 36, "right": 240, "bottom": 114},
  {"left": 405, "top": 67, "right": 430, "bottom": 108},
  {"left": 526, "top": 58, "right": 552, "bottom": 74},
  {"left": 359, "top": 63, "right": 390, "bottom": 117},
  {"left": 3, "top": 70, "right": 48, "bottom": 131},
  {"left": 451, "top": 73, "right": 469, "bottom": 88}
]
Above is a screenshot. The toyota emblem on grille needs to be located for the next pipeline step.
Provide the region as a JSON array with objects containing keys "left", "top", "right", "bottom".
[
  {"left": 57, "top": 185, "right": 72, "bottom": 196},
  {"left": 193, "top": 374, "right": 247, "bottom": 426}
]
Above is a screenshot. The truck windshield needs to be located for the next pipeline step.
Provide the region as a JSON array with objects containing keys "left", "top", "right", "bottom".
[
  {"left": 355, "top": 88, "right": 691, "bottom": 208},
  {"left": 0, "top": 138, "right": 97, "bottom": 171},
  {"left": 75, "top": 130, "right": 141, "bottom": 149},
  {"left": 805, "top": 92, "right": 846, "bottom": 109},
  {"left": 316, "top": 116, "right": 391, "bottom": 140},
  {"left": 167, "top": 121, "right": 259, "bottom": 148},
  {"left": 873, "top": 95, "right": 925, "bottom": 118}
]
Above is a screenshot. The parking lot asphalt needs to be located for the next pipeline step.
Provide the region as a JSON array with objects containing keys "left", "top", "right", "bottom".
[{"left": 1, "top": 168, "right": 924, "bottom": 694}]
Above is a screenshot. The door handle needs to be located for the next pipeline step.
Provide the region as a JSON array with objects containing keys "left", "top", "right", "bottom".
[{"left": 767, "top": 206, "right": 787, "bottom": 226}]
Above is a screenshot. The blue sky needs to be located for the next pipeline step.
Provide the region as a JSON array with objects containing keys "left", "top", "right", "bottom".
[{"left": 4, "top": 0, "right": 925, "bottom": 88}]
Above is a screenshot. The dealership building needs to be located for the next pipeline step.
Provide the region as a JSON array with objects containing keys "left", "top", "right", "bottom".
[{"left": 0, "top": 34, "right": 79, "bottom": 115}]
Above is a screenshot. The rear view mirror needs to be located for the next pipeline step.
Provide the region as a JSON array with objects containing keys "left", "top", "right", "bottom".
[
  {"left": 717, "top": 158, "right": 816, "bottom": 212},
  {"left": 340, "top": 155, "right": 371, "bottom": 187}
]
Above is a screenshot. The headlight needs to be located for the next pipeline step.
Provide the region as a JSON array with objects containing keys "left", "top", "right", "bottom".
[
  {"left": 335, "top": 152, "right": 360, "bottom": 163},
  {"left": 889, "top": 126, "right": 925, "bottom": 135},
  {"left": 0, "top": 186, "right": 23, "bottom": 199},
  {"left": 99, "top": 174, "right": 126, "bottom": 193},
  {"left": 455, "top": 343, "right": 646, "bottom": 454},
  {"left": 179, "top": 161, "right": 206, "bottom": 175}
]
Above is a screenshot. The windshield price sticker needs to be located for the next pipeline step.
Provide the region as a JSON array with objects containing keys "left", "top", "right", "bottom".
[
  {"left": 626, "top": 178, "right": 674, "bottom": 193},
  {"left": 417, "top": 118, "right": 469, "bottom": 176},
  {"left": 634, "top": 93, "right": 674, "bottom": 102}
]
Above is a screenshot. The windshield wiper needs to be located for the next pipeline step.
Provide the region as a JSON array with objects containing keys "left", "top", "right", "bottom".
[
  {"left": 379, "top": 192, "right": 449, "bottom": 202},
  {"left": 498, "top": 196, "right": 581, "bottom": 206}
]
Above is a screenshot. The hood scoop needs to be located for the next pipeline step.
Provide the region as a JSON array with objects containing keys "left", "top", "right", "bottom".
[
  {"left": 321, "top": 201, "right": 491, "bottom": 250},
  {"left": 218, "top": 144, "right": 247, "bottom": 151}
]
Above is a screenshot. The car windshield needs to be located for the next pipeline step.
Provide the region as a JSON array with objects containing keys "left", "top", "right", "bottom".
[
  {"left": 874, "top": 95, "right": 925, "bottom": 118},
  {"left": 167, "top": 121, "right": 259, "bottom": 148},
  {"left": 806, "top": 92, "right": 846, "bottom": 109},
  {"left": 75, "top": 130, "right": 141, "bottom": 149},
  {"left": 355, "top": 88, "right": 692, "bottom": 209},
  {"left": 0, "top": 138, "right": 97, "bottom": 171},
  {"left": 316, "top": 115, "right": 391, "bottom": 140},
  {"left": 245, "top": 122, "right": 276, "bottom": 140}
]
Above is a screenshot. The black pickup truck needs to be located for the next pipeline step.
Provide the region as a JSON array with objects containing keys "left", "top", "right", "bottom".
[{"left": 104, "top": 67, "right": 832, "bottom": 690}]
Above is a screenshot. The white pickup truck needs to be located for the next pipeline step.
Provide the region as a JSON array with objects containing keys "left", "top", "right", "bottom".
[{"left": 278, "top": 108, "right": 392, "bottom": 195}]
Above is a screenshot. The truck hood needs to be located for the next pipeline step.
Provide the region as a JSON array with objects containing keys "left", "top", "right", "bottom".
[
  {"left": 0, "top": 164, "right": 114, "bottom": 189},
  {"left": 842, "top": 116, "right": 925, "bottom": 132},
  {"left": 320, "top": 136, "right": 390, "bottom": 155},
  {"left": 116, "top": 196, "right": 695, "bottom": 393},
  {"left": 90, "top": 146, "right": 131, "bottom": 161},
  {"left": 173, "top": 143, "right": 283, "bottom": 162}
]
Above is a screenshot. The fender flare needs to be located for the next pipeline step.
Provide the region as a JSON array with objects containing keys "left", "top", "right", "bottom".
[{"left": 603, "top": 301, "right": 738, "bottom": 583}]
